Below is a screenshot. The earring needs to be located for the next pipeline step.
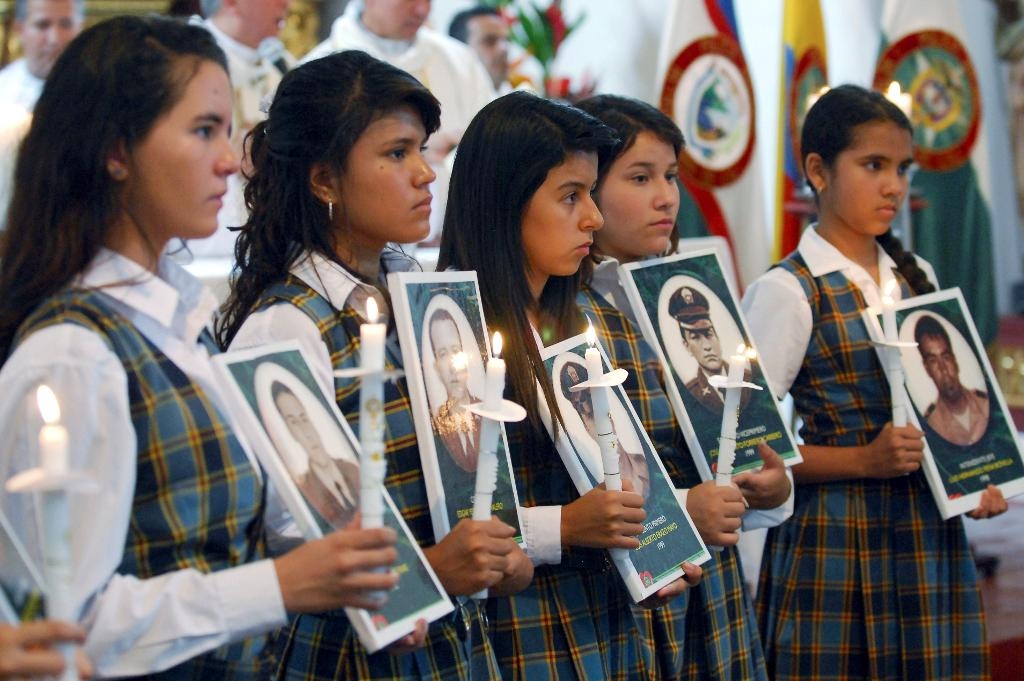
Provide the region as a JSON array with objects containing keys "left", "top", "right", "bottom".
[
  {"left": 328, "top": 201, "right": 334, "bottom": 222},
  {"left": 110, "top": 167, "right": 127, "bottom": 181}
]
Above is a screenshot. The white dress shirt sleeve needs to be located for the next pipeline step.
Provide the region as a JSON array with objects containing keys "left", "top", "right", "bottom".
[
  {"left": 0, "top": 324, "right": 286, "bottom": 677},
  {"left": 519, "top": 505, "right": 562, "bottom": 565},
  {"left": 230, "top": 302, "right": 335, "bottom": 397},
  {"left": 742, "top": 268, "right": 813, "bottom": 399}
]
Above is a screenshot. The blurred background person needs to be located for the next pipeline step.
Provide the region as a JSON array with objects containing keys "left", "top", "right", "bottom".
[
  {"left": 448, "top": 5, "right": 510, "bottom": 94},
  {"left": 194, "top": 0, "right": 293, "bottom": 257},
  {"left": 0, "top": 0, "right": 83, "bottom": 112},
  {"left": 0, "top": 0, "right": 83, "bottom": 229}
]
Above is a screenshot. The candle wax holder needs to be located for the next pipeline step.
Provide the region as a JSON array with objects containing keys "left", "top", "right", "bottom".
[
  {"left": 569, "top": 365, "right": 635, "bottom": 570},
  {"left": 333, "top": 367, "right": 405, "bottom": 381}
]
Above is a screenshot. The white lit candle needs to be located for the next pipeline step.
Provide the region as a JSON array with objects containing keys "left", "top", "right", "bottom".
[
  {"left": 584, "top": 324, "right": 620, "bottom": 492},
  {"left": 473, "top": 332, "right": 504, "bottom": 521},
  {"left": 881, "top": 280, "right": 908, "bottom": 427},
  {"left": 36, "top": 385, "right": 77, "bottom": 681},
  {"left": 885, "top": 80, "right": 912, "bottom": 119},
  {"left": 471, "top": 333, "right": 506, "bottom": 600},
  {"left": 716, "top": 344, "right": 750, "bottom": 487},
  {"left": 37, "top": 385, "right": 68, "bottom": 475},
  {"left": 581, "top": 324, "right": 632, "bottom": 569},
  {"left": 359, "top": 297, "right": 387, "bottom": 529}
]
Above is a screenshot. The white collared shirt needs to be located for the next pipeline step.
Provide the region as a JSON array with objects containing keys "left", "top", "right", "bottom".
[
  {"left": 0, "top": 249, "right": 286, "bottom": 677},
  {"left": 0, "top": 58, "right": 44, "bottom": 112},
  {"left": 742, "top": 226, "right": 936, "bottom": 400},
  {"left": 229, "top": 250, "right": 381, "bottom": 395}
]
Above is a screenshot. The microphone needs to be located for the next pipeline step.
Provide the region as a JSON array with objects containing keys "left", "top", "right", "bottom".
[{"left": 257, "top": 36, "right": 289, "bottom": 75}]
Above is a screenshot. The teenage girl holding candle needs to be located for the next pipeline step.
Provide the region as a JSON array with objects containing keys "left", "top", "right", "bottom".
[
  {"left": 437, "top": 90, "right": 701, "bottom": 680},
  {"left": 0, "top": 16, "right": 402, "bottom": 679},
  {"left": 742, "top": 84, "right": 1007, "bottom": 680},
  {"left": 217, "top": 50, "right": 532, "bottom": 680},
  {"left": 575, "top": 94, "right": 792, "bottom": 680}
]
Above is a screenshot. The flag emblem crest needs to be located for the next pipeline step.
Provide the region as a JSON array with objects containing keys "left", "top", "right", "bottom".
[
  {"left": 660, "top": 34, "right": 755, "bottom": 188},
  {"left": 875, "top": 29, "right": 980, "bottom": 172},
  {"left": 788, "top": 47, "right": 827, "bottom": 172}
]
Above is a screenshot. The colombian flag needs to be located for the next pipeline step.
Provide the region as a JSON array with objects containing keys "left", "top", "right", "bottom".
[{"left": 774, "top": 0, "right": 827, "bottom": 261}]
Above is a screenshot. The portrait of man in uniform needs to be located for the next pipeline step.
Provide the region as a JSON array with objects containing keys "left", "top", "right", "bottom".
[
  {"left": 914, "top": 315, "right": 990, "bottom": 446},
  {"left": 667, "top": 285, "right": 750, "bottom": 417},
  {"left": 559, "top": 361, "right": 650, "bottom": 500},
  {"left": 428, "top": 308, "right": 482, "bottom": 474},
  {"left": 270, "top": 380, "right": 361, "bottom": 528}
]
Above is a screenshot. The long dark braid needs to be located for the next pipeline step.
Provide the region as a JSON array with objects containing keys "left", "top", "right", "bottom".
[{"left": 876, "top": 230, "right": 935, "bottom": 295}]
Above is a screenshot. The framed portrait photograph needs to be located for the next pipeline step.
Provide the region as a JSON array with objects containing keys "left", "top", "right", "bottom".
[
  {"left": 620, "top": 249, "right": 802, "bottom": 480},
  {"left": 388, "top": 271, "right": 524, "bottom": 546},
  {"left": 538, "top": 333, "right": 710, "bottom": 603},
  {"left": 0, "top": 510, "right": 44, "bottom": 624},
  {"left": 213, "top": 342, "right": 453, "bottom": 653},
  {"left": 863, "top": 287, "right": 1024, "bottom": 518}
]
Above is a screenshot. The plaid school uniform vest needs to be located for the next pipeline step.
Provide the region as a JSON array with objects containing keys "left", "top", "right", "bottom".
[
  {"left": 755, "top": 254, "right": 987, "bottom": 681},
  {"left": 17, "top": 291, "right": 268, "bottom": 681},
  {"left": 778, "top": 254, "right": 897, "bottom": 448},
  {"left": 580, "top": 288, "right": 768, "bottom": 681},
  {"left": 251, "top": 276, "right": 499, "bottom": 681}
]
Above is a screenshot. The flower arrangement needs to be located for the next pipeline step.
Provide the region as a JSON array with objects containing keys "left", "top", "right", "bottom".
[{"left": 485, "top": 0, "right": 592, "bottom": 100}]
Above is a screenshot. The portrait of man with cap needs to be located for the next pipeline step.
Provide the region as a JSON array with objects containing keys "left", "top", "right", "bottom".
[
  {"left": 559, "top": 361, "right": 650, "bottom": 500},
  {"left": 668, "top": 285, "right": 751, "bottom": 417}
]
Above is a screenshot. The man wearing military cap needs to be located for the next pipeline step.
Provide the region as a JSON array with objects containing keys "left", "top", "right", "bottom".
[{"left": 668, "top": 286, "right": 750, "bottom": 416}]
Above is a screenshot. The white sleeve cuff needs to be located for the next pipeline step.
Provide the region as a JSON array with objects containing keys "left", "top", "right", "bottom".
[
  {"left": 520, "top": 505, "right": 562, "bottom": 566},
  {"left": 212, "top": 559, "right": 288, "bottom": 640}
]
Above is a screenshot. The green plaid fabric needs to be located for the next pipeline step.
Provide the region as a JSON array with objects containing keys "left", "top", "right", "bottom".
[
  {"left": 485, "top": 415, "right": 647, "bottom": 681},
  {"left": 754, "top": 254, "right": 987, "bottom": 680},
  {"left": 249, "top": 276, "right": 499, "bottom": 681},
  {"left": 580, "top": 288, "right": 768, "bottom": 681},
  {"left": 18, "top": 291, "right": 268, "bottom": 680}
]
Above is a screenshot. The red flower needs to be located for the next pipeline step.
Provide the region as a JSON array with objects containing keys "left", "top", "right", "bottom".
[{"left": 545, "top": 3, "right": 568, "bottom": 50}]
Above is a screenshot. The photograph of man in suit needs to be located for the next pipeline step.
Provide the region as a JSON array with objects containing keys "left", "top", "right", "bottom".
[
  {"left": 428, "top": 308, "right": 482, "bottom": 474},
  {"left": 915, "top": 315, "right": 990, "bottom": 446},
  {"left": 668, "top": 285, "right": 750, "bottom": 416},
  {"left": 560, "top": 362, "right": 650, "bottom": 500},
  {"left": 271, "top": 381, "right": 361, "bottom": 528}
]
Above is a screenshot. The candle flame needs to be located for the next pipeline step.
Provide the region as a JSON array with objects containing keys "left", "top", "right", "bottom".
[
  {"left": 452, "top": 351, "right": 468, "bottom": 371},
  {"left": 585, "top": 319, "right": 597, "bottom": 347},
  {"left": 806, "top": 85, "right": 830, "bottom": 109},
  {"left": 735, "top": 343, "right": 747, "bottom": 355},
  {"left": 366, "top": 297, "right": 379, "bottom": 324},
  {"left": 36, "top": 385, "right": 60, "bottom": 424},
  {"left": 886, "top": 80, "right": 902, "bottom": 101},
  {"left": 491, "top": 331, "right": 503, "bottom": 357},
  {"left": 745, "top": 346, "right": 758, "bottom": 361}
]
